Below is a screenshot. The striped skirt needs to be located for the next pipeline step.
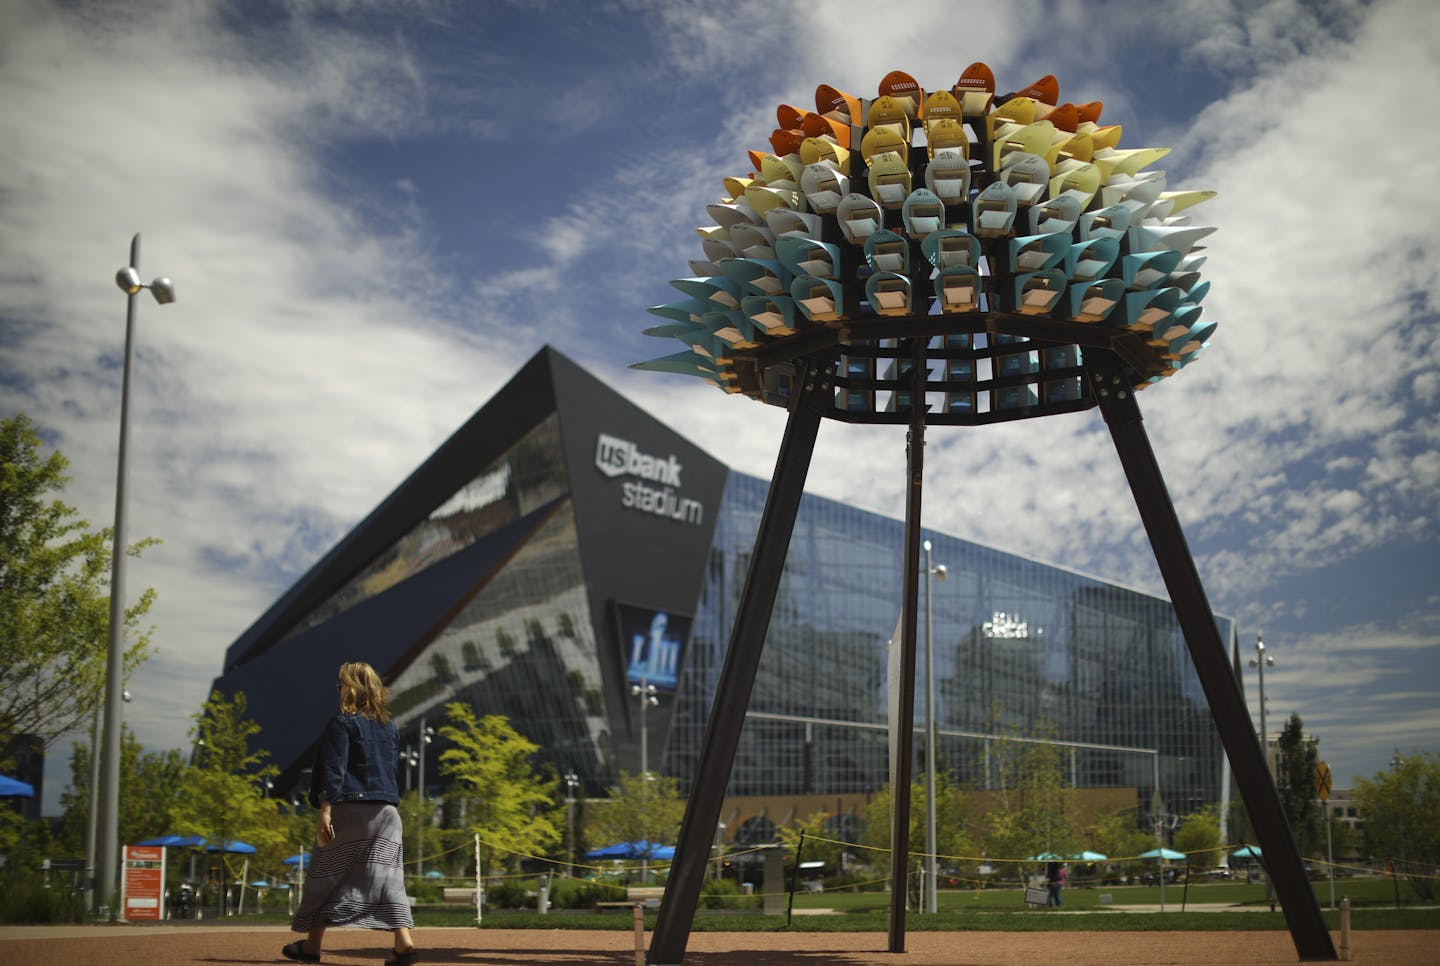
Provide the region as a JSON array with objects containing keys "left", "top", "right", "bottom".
[{"left": 292, "top": 802, "right": 413, "bottom": 931}]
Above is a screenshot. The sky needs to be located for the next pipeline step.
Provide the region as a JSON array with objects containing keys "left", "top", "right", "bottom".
[{"left": 2, "top": 0, "right": 1437, "bottom": 817}]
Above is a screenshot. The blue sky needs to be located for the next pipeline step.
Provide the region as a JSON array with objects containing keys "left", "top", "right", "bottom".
[{"left": 3, "top": 0, "right": 1437, "bottom": 816}]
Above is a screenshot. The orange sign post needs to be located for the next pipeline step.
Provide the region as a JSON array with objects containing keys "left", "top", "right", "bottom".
[{"left": 120, "top": 844, "right": 166, "bottom": 921}]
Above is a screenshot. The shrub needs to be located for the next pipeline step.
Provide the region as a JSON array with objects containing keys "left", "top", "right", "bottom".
[
  {"left": 484, "top": 880, "right": 529, "bottom": 910},
  {"left": 0, "top": 882, "right": 86, "bottom": 924},
  {"left": 698, "top": 878, "right": 759, "bottom": 910}
]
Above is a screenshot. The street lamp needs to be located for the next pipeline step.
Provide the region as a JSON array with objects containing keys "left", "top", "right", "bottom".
[
  {"left": 96, "top": 234, "right": 174, "bottom": 917},
  {"left": 921, "top": 540, "right": 947, "bottom": 915},
  {"left": 414, "top": 718, "right": 433, "bottom": 878},
  {"left": 564, "top": 771, "right": 579, "bottom": 878},
  {"left": 1248, "top": 633, "right": 1275, "bottom": 774},
  {"left": 85, "top": 689, "right": 129, "bottom": 911},
  {"left": 632, "top": 677, "right": 658, "bottom": 880},
  {"left": 1248, "top": 631, "right": 1277, "bottom": 909}
]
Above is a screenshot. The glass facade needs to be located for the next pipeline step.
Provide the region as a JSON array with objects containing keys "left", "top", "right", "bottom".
[
  {"left": 668, "top": 471, "right": 1229, "bottom": 816},
  {"left": 217, "top": 348, "right": 1230, "bottom": 819}
]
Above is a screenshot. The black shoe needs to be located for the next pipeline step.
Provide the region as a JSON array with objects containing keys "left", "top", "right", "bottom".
[
  {"left": 385, "top": 949, "right": 419, "bottom": 966},
  {"left": 282, "top": 940, "right": 321, "bottom": 963}
]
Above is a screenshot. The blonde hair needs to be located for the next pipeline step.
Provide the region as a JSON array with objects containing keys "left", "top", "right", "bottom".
[{"left": 337, "top": 661, "right": 392, "bottom": 724}]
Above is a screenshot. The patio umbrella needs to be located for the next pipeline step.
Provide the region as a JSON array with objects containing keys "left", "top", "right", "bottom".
[
  {"left": 1071, "top": 851, "right": 1108, "bottom": 861},
  {"left": 137, "top": 835, "right": 183, "bottom": 847},
  {"left": 1138, "top": 847, "right": 1186, "bottom": 861},
  {"left": 0, "top": 775, "right": 35, "bottom": 797},
  {"left": 1230, "top": 845, "right": 1262, "bottom": 860},
  {"left": 206, "top": 840, "right": 257, "bottom": 854},
  {"left": 585, "top": 840, "right": 675, "bottom": 860},
  {"left": 1027, "top": 852, "right": 1064, "bottom": 861},
  {"left": 283, "top": 853, "right": 310, "bottom": 868}
]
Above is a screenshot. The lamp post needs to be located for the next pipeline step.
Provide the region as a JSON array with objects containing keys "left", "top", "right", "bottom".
[
  {"left": 415, "top": 717, "right": 432, "bottom": 878},
  {"left": 921, "top": 540, "right": 947, "bottom": 914},
  {"left": 632, "top": 675, "right": 658, "bottom": 881},
  {"left": 564, "top": 771, "right": 579, "bottom": 877},
  {"left": 1248, "top": 632, "right": 1276, "bottom": 907},
  {"left": 1248, "top": 633, "right": 1275, "bottom": 775},
  {"left": 96, "top": 234, "right": 174, "bottom": 917},
  {"left": 84, "top": 689, "right": 129, "bottom": 912}
]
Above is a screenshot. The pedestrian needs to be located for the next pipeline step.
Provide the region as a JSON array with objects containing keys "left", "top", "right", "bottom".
[
  {"left": 283, "top": 662, "right": 419, "bottom": 965},
  {"left": 1045, "top": 861, "right": 1067, "bottom": 907}
]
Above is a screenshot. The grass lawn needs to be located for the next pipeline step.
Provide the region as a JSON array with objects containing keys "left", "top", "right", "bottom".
[{"left": 210, "top": 877, "right": 1440, "bottom": 932}]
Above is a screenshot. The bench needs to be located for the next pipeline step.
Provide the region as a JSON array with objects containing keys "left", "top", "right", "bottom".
[
  {"left": 442, "top": 887, "right": 477, "bottom": 904},
  {"left": 596, "top": 886, "right": 665, "bottom": 912}
]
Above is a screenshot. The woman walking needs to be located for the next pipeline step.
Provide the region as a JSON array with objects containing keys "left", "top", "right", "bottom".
[{"left": 283, "top": 662, "right": 418, "bottom": 965}]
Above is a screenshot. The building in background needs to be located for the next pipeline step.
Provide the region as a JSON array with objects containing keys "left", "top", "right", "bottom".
[{"left": 211, "top": 347, "right": 1231, "bottom": 832}]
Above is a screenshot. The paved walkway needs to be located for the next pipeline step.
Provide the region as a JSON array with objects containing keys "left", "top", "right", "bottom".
[{"left": 1, "top": 924, "right": 1434, "bottom": 964}]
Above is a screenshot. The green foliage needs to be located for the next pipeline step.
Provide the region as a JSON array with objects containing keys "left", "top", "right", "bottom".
[
  {"left": 0, "top": 878, "right": 87, "bottom": 924},
  {"left": 172, "top": 691, "right": 286, "bottom": 863},
  {"left": 484, "top": 879, "right": 529, "bottom": 910},
  {"left": 858, "top": 771, "right": 978, "bottom": 875},
  {"left": 1172, "top": 807, "right": 1222, "bottom": 863},
  {"left": 980, "top": 734, "right": 1082, "bottom": 866},
  {"left": 698, "top": 876, "right": 759, "bottom": 909},
  {"left": 1354, "top": 751, "right": 1440, "bottom": 901},
  {"left": 437, "top": 702, "right": 560, "bottom": 870},
  {"left": 1091, "top": 807, "right": 1156, "bottom": 873},
  {"left": 1276, "top": 713, "right": 1322, "bottom": 855},
  {"left": 776, "top": 810, "right": 844, "bottom": 872},
  {"left": 58, "top": 725, "right": 190, "bottom": 854},
  {"left": 586, "top": 770, "right": 685, "bottom": 856},
  {"left": 0, "top": 413, "right": 157, "bottom": 751},
  {"left": 546, "top": 876, "right": 608, "bottom": 910}
]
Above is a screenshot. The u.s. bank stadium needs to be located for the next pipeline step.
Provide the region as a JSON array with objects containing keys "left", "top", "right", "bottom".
[{"left": 210, "top": 346, "right": 1236, "bottom": 847}]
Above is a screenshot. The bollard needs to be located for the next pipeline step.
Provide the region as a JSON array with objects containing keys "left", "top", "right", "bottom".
[
  {"left": 632, "top": 902, "right": 645, "bottom": 966},
  {"left": 1339, "top": 896, "right": 1351, "bottom": 961}
]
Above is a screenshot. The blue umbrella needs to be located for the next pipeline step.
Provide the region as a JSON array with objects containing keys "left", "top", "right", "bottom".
[
  {"left": 206, "top": 840, "right": 257, "bottom": 854},
  {"left": 283, "top": 853, "right": 310, "bottom": 868},
  {"left": 1027, "top": 852, "right": 1064, "bottom": 861},
  {"left": 585, "top": 840, "right": 675, "bottom": 861},
  {"left": 137, "top": 835, "right": 183, "bottom": 847},
  {"left": 138, "top": 834, "right": 208, "bottom": 848},
  {"left": 1071, "top": 851, "right": 1108, "bottom": 861},
  {"left": 1231, "top": 845, "right": 1262, "bottom": 860},
  {"left": 0, "top": 775, "right": 35, "bottom": 798},
  {"left": 424, "top": 870, "right": 444, "bottom": 878}
]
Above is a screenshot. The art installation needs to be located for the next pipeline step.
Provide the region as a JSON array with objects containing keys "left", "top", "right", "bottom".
[
  {"left": 637, "top": 64, "right": 1215, "bottom": 420},
  {"left": 634, "top": 66, "right": 1336, "bottom": 964}
]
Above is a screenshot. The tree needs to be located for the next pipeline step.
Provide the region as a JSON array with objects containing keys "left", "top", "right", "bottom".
[
  {"left": 1354, "top": 752, "right": 1440, "bottom": 900},
  {"left": 436, "top": 702, "right": 560, "bottom": 871},
  {"left": 0, "top": 413, "right": 157, "bottom": 749},
  {"left": 1172, "top": 807, "right": 1222, "bottom": 865},
  {"left": 979, "top": 735, "right": 1082, "bottom": 876},
  {"left": 172, "top": 691, "right": 286, "bottom": 862},
  {"left": 58, "top": 725, "right": 190, "bottom": 854},
  {"left": 776, "top": 810, "right": 844, "bottom": 874},
  {"left": 859, "top": 771, "right": 979, "bottom": 878},
  {"left": 1093, "top": 807, "right": 1155, "bottom": 862},
  {"left": 587, "top": 770, "right": 685, "bottom": 858},
  {"left": 1276, "top": 713, "right": 1322, "bottom": 855}
]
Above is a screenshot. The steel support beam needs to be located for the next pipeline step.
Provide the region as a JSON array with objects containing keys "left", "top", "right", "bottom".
[
  {"left": 1089, "top": 356, "right": 1336, "bottom": 962},
  {"left": 886, "top": 343, "right": 926, "bottom": 951},
  {"left": 648, "top": 363, "right": 830, "bottom": 965}
]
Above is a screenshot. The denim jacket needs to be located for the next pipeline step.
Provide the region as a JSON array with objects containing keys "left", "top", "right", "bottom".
[{"left": 307, "top": 712, "right": 400, "bottom": 807}]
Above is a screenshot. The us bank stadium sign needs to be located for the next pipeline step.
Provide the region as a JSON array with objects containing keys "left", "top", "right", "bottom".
[{"left": 595, "top": 433, "right": 704, "bottom": 526}]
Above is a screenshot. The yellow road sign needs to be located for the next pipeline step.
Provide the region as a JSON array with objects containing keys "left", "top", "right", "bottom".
[{"left": 1315, "top": 760, "right": 1332, "bottom": 802}]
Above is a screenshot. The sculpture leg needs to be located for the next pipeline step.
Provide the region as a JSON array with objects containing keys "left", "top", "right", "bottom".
[
  {"left": 647, "top": 364, "right": 829, "bottom": 966},
  {"left": 1089, "top": 359, "right": 1336, "bottom": 962},
  {"left": 887, "top": 350, "right": 926, "bottom": 952}
]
